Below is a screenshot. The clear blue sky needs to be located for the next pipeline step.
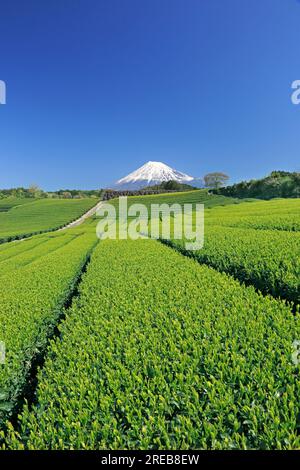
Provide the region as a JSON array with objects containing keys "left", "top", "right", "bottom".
[{"left": 0, "top": 0, "right": 299, "bottom": 190}]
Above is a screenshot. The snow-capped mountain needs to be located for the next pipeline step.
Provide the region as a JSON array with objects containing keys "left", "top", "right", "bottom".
[{"left": 112, "top": 161, "right": 203, "bottom": 190}]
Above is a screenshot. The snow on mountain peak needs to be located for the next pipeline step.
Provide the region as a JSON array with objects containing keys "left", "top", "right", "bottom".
[{"left": 114, "top": 161, "right": 195, "bottom": 189}]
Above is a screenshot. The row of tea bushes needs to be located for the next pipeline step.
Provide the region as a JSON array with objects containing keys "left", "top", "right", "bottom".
[
  {"left": 0, "top": 231, "right": 98, "bottom": 427},
  {"left": 6, "top": 240, "right": 299, "bottom": 449},
  {"left": 166, "top": 226, "right": 300, "bottom": 305}
]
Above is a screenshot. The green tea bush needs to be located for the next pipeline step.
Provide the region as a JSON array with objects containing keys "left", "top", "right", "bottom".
[
  {"left": 205, "top": 198, "right": 300, "bottom": 232},
  {"left": 167, "top": 226, "right": 300, "bottom": 305},
  {"left": 6, "top": 240, "right": 299, "bottom": 450},
  {"left": 0, "top": 233, "right": 80, "bottom": 278},
  {"left": 0, "top": 231, "right": 98, "bottom": 427}
]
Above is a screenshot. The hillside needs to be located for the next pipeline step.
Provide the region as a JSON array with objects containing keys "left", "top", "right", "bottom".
[
  {"left": 108, "top": 189, "right": 253, "bottom": 213},
  {"left": 0, "top": 197, "right": 39, "bottom": 212},
  {"left": 0, "top": 198, "right": 98, "bottom": 243},
  {"left": 214, "top": 171, "right": 300, "bottom": 199}
]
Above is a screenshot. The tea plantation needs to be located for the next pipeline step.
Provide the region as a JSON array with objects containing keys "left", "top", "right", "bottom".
[
  {"left": 5, "top": 240, "right": 299, "bottom": 449},
  {"left": 0, "top": 198, "right": 98, "bottom": 243},
  {"left": 0, "top": 193, "right": 299, "bottom": 449}
]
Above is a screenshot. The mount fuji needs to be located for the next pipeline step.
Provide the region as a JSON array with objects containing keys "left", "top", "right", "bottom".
[{"left": 112, "top": 161, "right": 203, "bottom": 190}]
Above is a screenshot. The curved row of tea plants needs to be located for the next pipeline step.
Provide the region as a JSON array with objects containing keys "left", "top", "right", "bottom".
[
  {"left": 0, "top": 235, "right": 47, "bottom": 260},
  {"left": 0, "top": 198, "right": 98, "bottom": 244},
  {"left": 0, "top": 231, "right": 98, "bottom": 428},
  {"left": 166, "top": 225, "right": 300, "bottom": 305},
  {"left": 6, "top": 240, "right": 299, "bottom": 450},
  {"left": 0, "top": 233, "right": 82, "bottom": 278}
]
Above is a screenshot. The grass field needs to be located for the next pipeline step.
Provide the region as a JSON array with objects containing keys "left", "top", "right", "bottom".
[
  {"left": 0, "top": 192, "right": 299, "bottom": 450},
  {"left": 0, "top": 198, "right": 98, "bottom": 243}
]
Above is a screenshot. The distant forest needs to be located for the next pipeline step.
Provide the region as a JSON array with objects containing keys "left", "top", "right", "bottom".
[
  {"left": 1, "top": 171, "right": 299, "bottom": 200},
  {"left": 0, "top": 185, "right": 102, "bottom": 199},
  {"left": 214, "top": 171, "right": 300, "bottom": 199}
]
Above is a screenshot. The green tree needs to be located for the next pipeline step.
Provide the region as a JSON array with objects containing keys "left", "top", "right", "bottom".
[
  {"left": 204, "top": 172, "right": 229, "bottom": 189},
  {"left": 28, "top": 184, "right": 42, "bottom": 198},
  {"left": 62, "top": 191, "right": 72, "bottom": 199}
]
